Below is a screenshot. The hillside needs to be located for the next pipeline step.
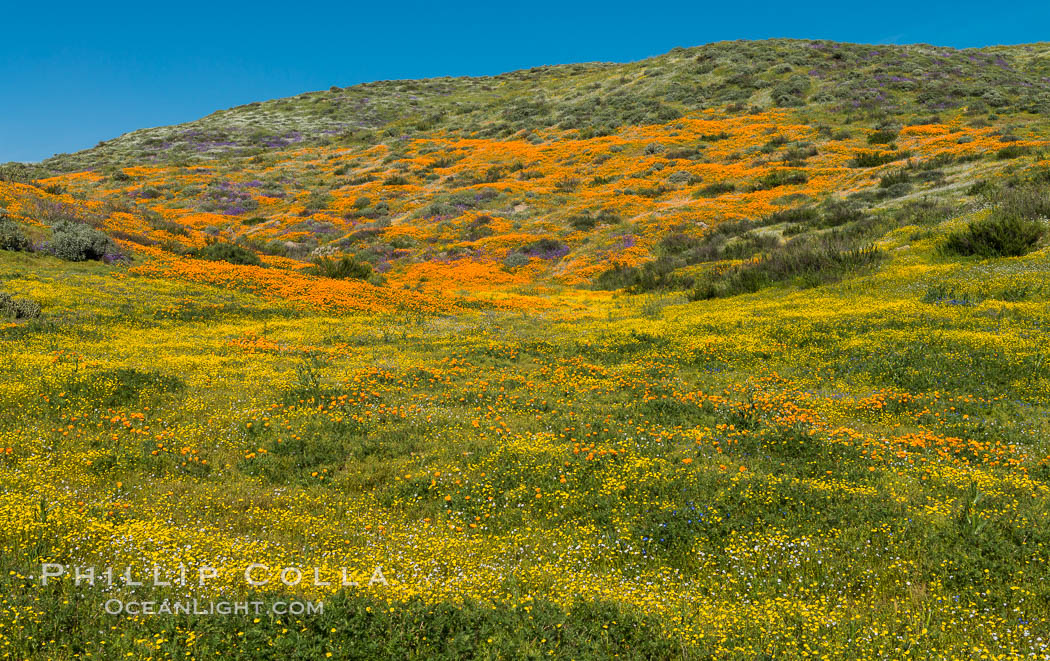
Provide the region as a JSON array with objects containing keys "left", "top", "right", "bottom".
[
  {"left": 39, "top": 39, "right": 1050, "bottom": 171},
  {"left": 1, "top": 39, "right": 1050, "bottom": 659}
]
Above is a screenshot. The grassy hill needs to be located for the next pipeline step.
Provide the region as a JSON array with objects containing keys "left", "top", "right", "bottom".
[
  {"left": 1, "top": 38, "right": 1050, "bottom": 659},
  {"left": 37, "top": 39, "right": 1050, "bottom": 171}
]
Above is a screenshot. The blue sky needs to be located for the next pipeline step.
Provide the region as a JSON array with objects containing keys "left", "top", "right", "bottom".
[{"left": 3, "top": 0, "right": 1048, "bottom": 163}]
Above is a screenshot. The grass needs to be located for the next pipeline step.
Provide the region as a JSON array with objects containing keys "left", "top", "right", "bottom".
[
  {"left": 1, "top": 212, "right": 1048, "bottom": 657},
  {"left": 689, "top": 233, "right": 884, "bottom": 299}
]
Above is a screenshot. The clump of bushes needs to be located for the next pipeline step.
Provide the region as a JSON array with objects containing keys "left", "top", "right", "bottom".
[
  {"left": 309, "top": 255, "right": 373, "bottom": 280},
  {"left": 46, "top": 220, "right": 122, "bottom": 262},
  {"left": 771, "top": 74, "right": 811, "bottom": 107},
  {"left": 944, "top": 216, "right": 1043, "bottom": 258},
  {"left": 696, "top": 182, "right": 736, "bottom": 197},
  {"left": 0, "top": 216, "right": 32, "bottom": 252},
  {"left": 690, "top": 233, "right": 883, "bottom": 299},
  {"left": 943, "top": 186, "right": 1048, "bottom": 258},
  {"left": 849, "top": 150, "right": 910, "bottom": 167},
  {"left": 192, "top": 242, "right": 262, "bottom": 266},
  {"left": 995, "top": 144, "right": 1030, "bottom": 160},
  {"left": 462, "top": 215, "right": 495, "bottom": 241},
  {"left": 867, "top": 129, "right": 899, "bottom": 145},
  {"left": 0, "top": 292, "right": 42, "bottom": 319},
  {"left": 593, "top": 222, "right": 781, "bottom": 293},
  {"left": 752, "top": 169, "right": 808, "bottom": 190},
  {"left": 503, "top": 252, "right": 530, "bottom": 269}
]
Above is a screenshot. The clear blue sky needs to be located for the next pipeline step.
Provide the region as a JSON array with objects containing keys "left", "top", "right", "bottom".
[{"left": 3, "top": 0, "right": 1048, "bottom": 163}]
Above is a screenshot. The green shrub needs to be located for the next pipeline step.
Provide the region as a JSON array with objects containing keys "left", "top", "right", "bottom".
[
  {"left": 752, "top": 169, "right": 808, "bottom": 190},
  {"left": 47, "top": 221, "right": 120, "bottom": 262},
  {"left": 867, "top": 129, "right": 899, "bottom": 145},
  {"left": 849, "top": 150, "right": 910, "bottom": 167},
  {"left": 503, "top": 252, "right": 529, "bottom": 268},
  {"left": 943, "top": 215, "right": 1044, "bottom": 258},
  {"left": 690, "top": 233, "right": 883, "bottom": 299},
  {"left": 771, "top": 74, "right": 810, "bottom": 107},
  {"left": 879, "top": 170, "right": 911, "bottom": 188},
  {"left": 943, "top": 186, "right": 1048, "bottom": 258},
  {"left": 568, "top": 214, "right": 597, "bottom": 231},
  {"left": 0, "top": 217, "right": 32, "bottom": 252},
  {"left": 996, "top": 144, "right": 1030, "bottom": 160},
  {"left": 192, "top": 242, "right": 262, "bottom": 266},
  {"left": 309, "top": 255, "right": 373, "bottom": 280},
  {"left": 696, "top": 182, "right": 736, "bottom": 197},
  {"left": 0, "top": 292, "right": 42, "bottom": 319}
]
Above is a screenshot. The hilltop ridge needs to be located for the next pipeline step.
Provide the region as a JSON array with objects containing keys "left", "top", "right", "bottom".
[{"left": 36, "top": 39, "right": 1050, "bottom": 171}]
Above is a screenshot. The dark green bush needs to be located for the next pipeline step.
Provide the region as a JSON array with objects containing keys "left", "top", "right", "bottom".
[
  {"left": 47, "top": 221, "right": 120, "bottom": 262},
  {"left": 849, "top": 150, "right": 910, "bottom": 167},
  {"left": 568, "top": 214, "right": 597, "bottom": 231},
  {"left": 771, "top": 74, "right": 810, "bottom": 107},
  {"left": 867, "top": 129, "right": 899, "bottom": 145},
  {"left": 0, "top": 217, "right": 32, "bottom": 252},
  {"left": 943, "top": 186, "right": 1048, "bottom": 258},
  {"left": 752, "top": 169, "right": 808, "bottom": 190},
  {"left": 503, "top": 252, "right": 530, "bottom": 268},
  {"left": 192, "top": 242, "right": 263, "bottom": 266},
  {"left": 879, "top": 170, "right": 911, "bottom": 188},
  {"left": 943, "top": 215, "right": 1044, "bottom": 258},
  {"left": 690, "top": 233, "right": 883, "bottom": 299},
  {"left": 996, "top": 144, "right": 1030, "bottom": 160},
  {"left": 696, "top": 182, "right": 736, "bottom": 197},
  {"left": 309, "top": 255, "right": 374, "bottom": 280}
]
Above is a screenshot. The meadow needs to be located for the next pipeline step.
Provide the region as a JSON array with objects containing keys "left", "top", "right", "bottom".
[{"left": 1, "top": 38, "right": 1050, "bottom": 659}]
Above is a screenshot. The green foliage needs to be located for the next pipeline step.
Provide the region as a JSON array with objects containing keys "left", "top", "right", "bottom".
[
  {"left": 867, "top": 129, "right": 899, "bottom": 145},
  {"left": 943, "top": 186, "right": 1049, "bottom": 258},
  {"left": 944, "top": 215, "right": 1045, "bottom": 258},
  {"left": 0, "top": 216, "right": 32, "bottom": 252},
  {"left": 771, "top": 74, "right": 811, "bottom": 106},
  {"left": 0, "top": 292, "right": 42, "bottom": 319},
  {"left": 849, "top": 150, "right": 910, "bottom": 167},
  {"left": 503, "top": 252, "right": 530, "bottom": 268},
  {"left": 752, "top": 169, "right": 808, "bottom": 190},
  {"left": 996, "top": 144, "right": 1030, "bottom": 159},
  {"left": 879, "top": 169, "right": 911, "bottom": 188},
  {"left": 462, "top": 215, "right": 495, "bottom": 241},
  {"left": 192, "top": 242, "right": 263, "bottom": 266},
  {"left": 309, "top": 255, "right": 374, "bottom": 280},
  {"left": 46, "top": 220, "right": 120, "bottom": 262},
  {"left": 696, "top": 182, "right": 736, "bottom": 197},
  {"left": 690, "top": 233, "right": 883, "bottom": 299},
  {"left": 594, "top": 221, "right": 787, "bottom": 293}
]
